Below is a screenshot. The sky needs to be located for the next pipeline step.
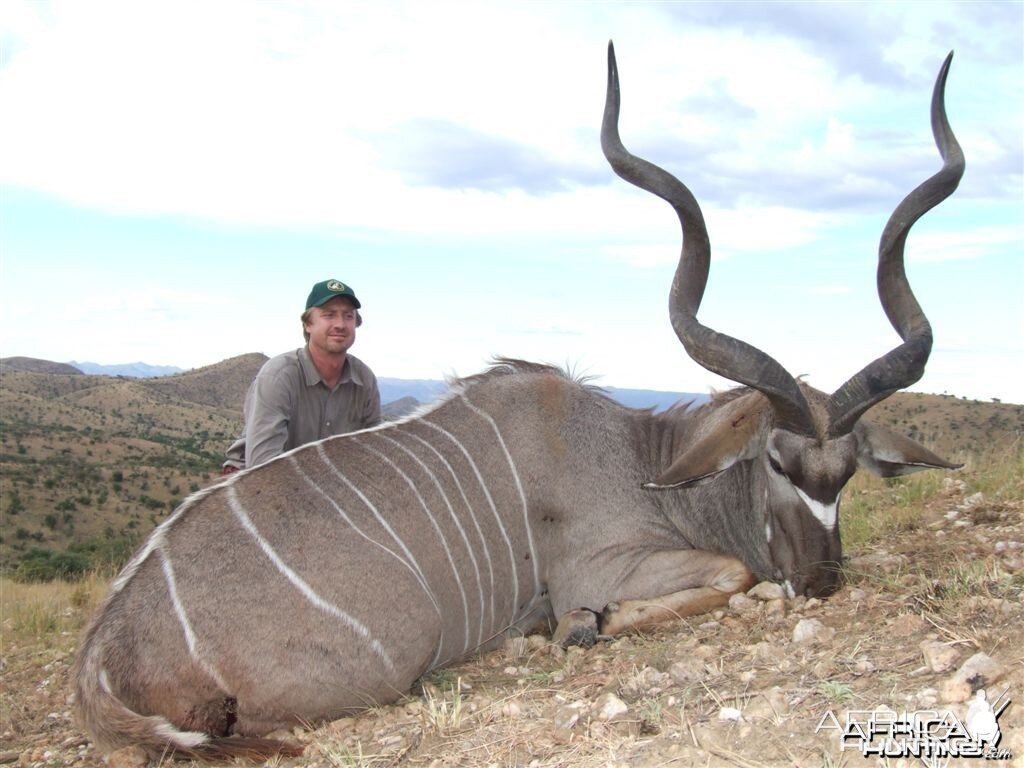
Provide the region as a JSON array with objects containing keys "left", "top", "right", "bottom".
[{"left": 1, "top": 1, "right": 1022, "bottom": 404}]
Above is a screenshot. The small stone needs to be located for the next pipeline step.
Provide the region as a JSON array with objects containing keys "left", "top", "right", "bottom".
[
  {"left": 594, "top": 692, "right": 629, "bottom": 722},
  {"left": 853, "top": 658, "right": 876, "bottom": 675},
  {"left": 964, "top": 492, "right": 984, "bottom": 508},
  {"left": 792, "top": 618, "right": 835, "bottom": 644},
  {"left": 105, "top": 746, "right": 148, "bottom": 768},
  {"left": 553, "top": 703, "right": 582, "bottom": 730},
  {"left": 747, "top": 581, "right": 785, "bottom": 601},
  {"left": 846, "top": 588, "right": 867, "bottom": 603},
  {"left": 501, "top": 701, "right": 522, "bottom": 717},
  {"left": 728, "top": 593, "right": 759, "bottom": 613},
  {"left": 765, "top": 599, "right": 786, "bottom": 619},
  {"left": 526, "top": 634, "right": 548, "bottom": 651},
  {"left": 750, "top": 641, "right": 781, "bottom": 662},
  {"left": 939, "top": 653, "right": 1006, "bottom": 703},
  {"left": 920, "top": 640, "right": 960, "bottom": 673},
  {"left": 804, "top": 597, "right": 822, "bottom": 610},
  {"left": 698, "top": 620, "right": 721, "bottom": 631},
  {"left": 669, "top": 658, "right": 707, "bottom": 685},
  {"left": 718, "top": 706, "right": 743, "bottom": 722}
]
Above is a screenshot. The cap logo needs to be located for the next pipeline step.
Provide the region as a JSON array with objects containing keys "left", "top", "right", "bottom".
[{"left": 326, "top": 280, "right": 346, "bottom": 292}]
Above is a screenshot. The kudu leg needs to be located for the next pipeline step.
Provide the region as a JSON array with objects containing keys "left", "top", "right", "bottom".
[
  {"left": 600, "top": 549, "right": 754, "bottom": 635},
  {"left": 553, "top": 549, "right": 754, "bottom": 644}
]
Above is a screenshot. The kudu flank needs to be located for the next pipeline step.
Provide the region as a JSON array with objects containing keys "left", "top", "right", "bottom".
[{"left": 73, "top": 44, "right": 964, "bottom": 758}]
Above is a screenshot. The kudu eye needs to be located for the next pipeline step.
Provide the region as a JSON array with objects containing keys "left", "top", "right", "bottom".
[{"left": 768, "top": 455, "right": 785, "bottom": 476}]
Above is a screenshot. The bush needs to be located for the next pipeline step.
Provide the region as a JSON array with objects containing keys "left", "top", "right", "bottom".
[{"left": 14, "top": 548, "right": 89, "bottom": 582}]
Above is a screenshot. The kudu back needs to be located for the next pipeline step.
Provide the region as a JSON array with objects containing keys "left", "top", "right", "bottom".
[{"left": 73, "top": 45, "right": 964, "bottom": 758}]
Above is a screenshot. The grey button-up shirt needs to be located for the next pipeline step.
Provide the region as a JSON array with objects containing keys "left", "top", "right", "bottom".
[{"left": 225, "top": 347, "right": 381, "bottom": 469}]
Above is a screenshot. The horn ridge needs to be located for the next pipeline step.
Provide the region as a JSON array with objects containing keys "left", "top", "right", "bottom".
[
  {"left": 602, "top": 41, "right": 815, "bottom": 435},
  {"left": 827, "top": 51, "right": 965, "bottom": 436}
]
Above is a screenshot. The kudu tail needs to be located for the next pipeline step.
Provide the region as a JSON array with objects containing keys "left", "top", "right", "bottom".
[{"left": 73, "top": 628, "right": 303, "bottom": 761}]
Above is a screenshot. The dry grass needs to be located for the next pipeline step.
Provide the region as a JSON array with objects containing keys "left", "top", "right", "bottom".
[{"left": 1, "top": 573, "right": 107, "bottom": 641}]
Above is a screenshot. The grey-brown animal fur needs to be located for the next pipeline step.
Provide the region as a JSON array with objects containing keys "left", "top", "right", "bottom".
[{"left": 72, "top": 44, "right": 964, "bottom": 758}]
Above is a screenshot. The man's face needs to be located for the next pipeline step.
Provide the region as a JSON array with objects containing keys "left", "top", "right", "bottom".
[{"left": 305, "top": 297, "right": 358, "bottom": 357}]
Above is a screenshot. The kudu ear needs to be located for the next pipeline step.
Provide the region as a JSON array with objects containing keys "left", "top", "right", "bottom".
[
  {"left": 645, "top": 395, "right": 766, "bottom": 490},
  {"left": 855, "top": 420, "right": 962, "bottom": 477}
]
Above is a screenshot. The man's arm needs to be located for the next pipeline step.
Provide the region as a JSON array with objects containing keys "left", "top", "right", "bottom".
[
  {"left": 244, "top": 369, "right": 294, "bottom": 468},
  {"left": 363, "top": 374, "right": 382, "bottom": 428}
]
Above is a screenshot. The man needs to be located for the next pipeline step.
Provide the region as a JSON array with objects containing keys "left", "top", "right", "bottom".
[{"left": 223, "top": 279, "right": 381, "bottom": 472}]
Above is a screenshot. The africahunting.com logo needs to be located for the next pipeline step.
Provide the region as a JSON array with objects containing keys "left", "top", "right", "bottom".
[{"left": 816, "top": 688, "right": 1012, "bottom": 765}]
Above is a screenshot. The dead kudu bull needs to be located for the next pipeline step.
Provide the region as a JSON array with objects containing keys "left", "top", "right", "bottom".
[{"left": 74, "top": 44, "right": 964, "bottom": 758}]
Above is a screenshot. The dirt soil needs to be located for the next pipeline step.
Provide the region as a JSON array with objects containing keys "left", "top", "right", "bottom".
[{"left": 3, "top": 478, "right": 1022, "bottom": 768}]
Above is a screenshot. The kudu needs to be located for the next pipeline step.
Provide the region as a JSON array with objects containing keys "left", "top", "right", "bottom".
[{"left": 73, "top": 44, "right": 964, "bottom": 759}]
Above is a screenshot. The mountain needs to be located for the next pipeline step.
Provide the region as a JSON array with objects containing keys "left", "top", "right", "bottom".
[
  {"left": 70, "top": 361, "right": 184, "bottom": 378},
  {"left": 378, "top": 378, "right": 449, "bottom": 406},
  {"left": 0, "top": 357, "right": 83, "bottom": 375}
]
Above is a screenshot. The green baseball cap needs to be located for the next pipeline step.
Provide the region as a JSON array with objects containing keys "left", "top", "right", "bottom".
[{"left": 306, "top": 279, "right": 361, "bottom": 310}]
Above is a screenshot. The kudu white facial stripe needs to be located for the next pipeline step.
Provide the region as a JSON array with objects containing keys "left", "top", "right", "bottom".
[
  {"left": 794, "top": 487, "right": 839, "bottom": 531},
  {"left": 376, "top": 431, "right": 487, "bottom": 651},
  {"left": 227, "top": 486, "right": 397, "bottom": 675}
]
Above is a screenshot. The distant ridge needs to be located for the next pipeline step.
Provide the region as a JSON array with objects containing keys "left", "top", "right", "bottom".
[
  {"left": 0, "top": 356, "right": 83, "bottom": 375},
  {"left": 71, "top": 361, "right": 183, "bottom": 378}
]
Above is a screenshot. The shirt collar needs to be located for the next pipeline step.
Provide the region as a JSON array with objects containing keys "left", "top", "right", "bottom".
[{"left": 298, "top": 346, "right": 364, "bottom": 388}]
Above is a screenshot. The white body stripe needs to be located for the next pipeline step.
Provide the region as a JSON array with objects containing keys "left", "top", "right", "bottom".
[
  {"left": 400, "top": 429, "right": 498, "bottom": 639},
  {"left": 313, "top": 443, "right": 444, "bottom": 667},
  {"left": 459, "top": 394, "right": 541, "bottom": 594},
  {"left": 377, "top": 432, "right": 486, "bottom": 650},
  {"left": 159, "top": 546, "right": 229, "bottom": 692},
  {"left": 287, "top": 455, "right": 443, "bottom": 617},
  {"left": 420, "top": 418, "right": 521, "bottom": 621},
  {"left": 794, "top": 487, "right": 839, "bottom": 531},
  {"left": 355, "top": 438, "right": 471, "bottom": 661},
  {"left": 226, "top": 486, "right": 396, "bottom": 675}
]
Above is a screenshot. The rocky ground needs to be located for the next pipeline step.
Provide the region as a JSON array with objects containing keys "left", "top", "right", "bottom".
[{"left": 3, "top": 476, "right": 1022, "bottom": 767}]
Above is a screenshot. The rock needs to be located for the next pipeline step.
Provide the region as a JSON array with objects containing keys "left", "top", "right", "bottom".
[
  {"left": 728, "top": 593, "right": 759, "bottom": 613},
  {"left": 765, "top": 599, "right": 786, "bottom": 619},
  {"left": 669, "top": 658, "right": 707, "bottom": 685},
  {"left": 105, "top": 746, "right": 148, "bottom": 768},
  {"left": 526, "top": 634, "right": 548, "bottom": 651},
  {"left": 501, "top": 701, "right": 522, "bottom": 717},
  {"left": 846, "top": 588, "right": 867, "bottom": 603},
  {"left": 594, "top": 692, "right": 629, "bottom": 722},
  {"left": 939, "top": 653, "right": 1007, "bottom": 703},
  {"left": 744, "top": 688, "right": 789, "bottom": 722},
  {"left": 697, "top": 620, "right": 721, "bottom": 631},
  {"left": 792, "top": 618, "right": 835, "bottom": 644},
  {"left": 853, "top": 658, "right": 876, "bottom": 675},
  {"left": 718, "top": 706, "right": 743, "bottom": 721},
  {"left": 553, "top": 703, "right": 584, "bottom": 730},
  {"left": 747, "top": 581, "right": 786, "bottom": 601},
  {"left": 920, "top": 640, "right": 960, "bottom": 673},
  {"left": 750, "top": 641, "right": 781, "bottom": 662},
  {"left": 963, "top": 492, "right": 984, "bottom": 508},
  {"left": 621, "top": 666, "right": 670, "bottom": 697}
]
